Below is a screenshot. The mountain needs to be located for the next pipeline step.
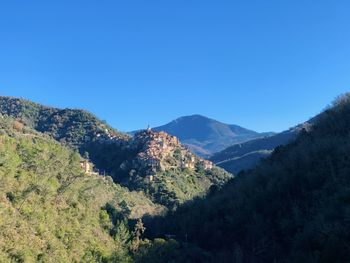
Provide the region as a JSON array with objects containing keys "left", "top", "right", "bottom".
[
  {"left": 211, "top": 121, "right": 315, "bottom": 174},
  {"left": 146, "top": 94, "right": 350, "bottom": 262},
  {"left": 210, "top": 129, "right": 298, "bottom": 174},
  {"left": 148, "top": 114, "right": 275, "bottom": 157},
  {"left": 0, "top": 97, "right": 231, "bottom": 210},
  {"left": 77, "top": 128, "right": 232, "bottom": 209},
  {"left": 3, "top": 93, "right": 350, "bottom": 262},
  {"left": 0, "top": 96, "right": 128, "bottom": 149},
  {"left": 0, "top": 99, "right": 229, "bottom": 262},
  {"left": 0, "top": 115, "right": 165, "bottom": 262}
]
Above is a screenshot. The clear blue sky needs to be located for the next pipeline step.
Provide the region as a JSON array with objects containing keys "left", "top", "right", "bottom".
[{"left": 0, "top": 1, "right": 349, "bottom": 132}]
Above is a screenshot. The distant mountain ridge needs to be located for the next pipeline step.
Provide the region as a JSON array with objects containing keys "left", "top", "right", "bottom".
[
  {"left": 211, "top": 121, "right": 314, "bottom": 174},
  {"left": 148, "top": 94, "right": 350, "bottom": 262},
  {"left": 136, "top": 114, "right": 275, "bottom": 157}
]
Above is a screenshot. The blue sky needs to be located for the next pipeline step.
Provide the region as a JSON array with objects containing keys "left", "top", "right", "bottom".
[{"left": 0, "top": 1, "right": 349, "bottom": 132}]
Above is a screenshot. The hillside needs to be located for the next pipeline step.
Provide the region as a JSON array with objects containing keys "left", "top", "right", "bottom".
[
  {"left": 89, "top": 128, "right": 232, "bottom": 209},
  {"left": 0, "top": 96, "right": 128, "bottom": 149},
  {"left": 147, "top": 115, "right": 274, "bottom": 157},
  {"left": 0, "top": 97, "right": 231, "bottom": 210},
  {"left": 210, "top": 129, "right": 298, "bottom": 174},
  {"left": 211, "top": 121, "right": 314, "bottom": 174},
  {"left": 147, "top": 94, "right": 350, "bottom": 262},
  {"left": 0, "top": 116, "right": 165, "bottom": 262}
]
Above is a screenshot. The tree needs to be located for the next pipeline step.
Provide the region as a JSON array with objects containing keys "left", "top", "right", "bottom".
[{"left": 130, "top": 219, "right": 146, "bottom": 252}]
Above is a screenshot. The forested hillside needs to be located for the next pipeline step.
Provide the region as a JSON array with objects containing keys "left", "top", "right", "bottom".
[
  {"left": 0, "top": 116, "right": 166, "bottom": 262},
  {"left": 3, "top": 94, "right": 350, "bottom": 262},
  {"left": 146, "top": 94, "right": 350, "bottom": 263},
  {"left": 84, "top": 129, "right": 231, "bottom": 209},
  {"left": 0, "top": 97, "right": 231, "bottom": 210},
  {"left": 0, "top": 96, "right": 127, "bottom": 149},
  {"left": 210, "top": 129, "right": 298, "bottom": 174}
]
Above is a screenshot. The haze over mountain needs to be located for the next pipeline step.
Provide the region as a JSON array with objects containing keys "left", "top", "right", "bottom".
[
  {"left": 211, "top": 119, "right": 315, "bottom": 174},
  {"left": 211, "top": 129, "right": 298, "bottom": 174},
  {"left": 144, "top": 114, "right": 275, "bottom": 157}
]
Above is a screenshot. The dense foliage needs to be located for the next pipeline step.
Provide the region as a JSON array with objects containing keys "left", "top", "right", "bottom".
[
  {"left": 0, "top": 97, "right": 231, "bottom": 210},
  {"left": 87, "top": 139, "right": 231, "bottom": 209},
  {"left": 0, "top": 117, "right": 166, "bottom": 262},
  {"left": 4, "top": 94, "right": 350, "bottom": 262},
  {"left": 0, "top": 99, "right": 231, "bottom": 262},
  {"left": 147, "top": 94, "right": 350, "bottom": 262},
  {"left": 132, "top": 166, "right": 231, "bottom": 209},
  {"left": 0, "top": 96, "right": 126, "bottom": 149}
]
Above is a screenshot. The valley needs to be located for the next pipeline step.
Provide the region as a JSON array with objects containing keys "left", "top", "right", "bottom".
[
  {"left": 1, "top": 1, "right": 348, "bottom": 262},
  {"left": 1, "top": 94, "right": 350, "bottom": 262}
]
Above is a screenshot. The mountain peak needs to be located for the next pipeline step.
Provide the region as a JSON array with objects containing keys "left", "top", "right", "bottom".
[
  {"left": 175, "top": 114, "right": 211, "bottom": 120},
  {"left": 151, "top": 115, "right": 274, "bottom": 156}
]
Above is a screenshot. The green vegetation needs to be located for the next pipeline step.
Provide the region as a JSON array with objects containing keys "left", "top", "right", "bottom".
[
  {"left": 132, "top": 166, "right": 231, "bottom": 209},
  {"left": 0, "top": 97, "right": 232, "bottom": 210},
  {"left": 146, "top": 94, "right": 350, "bottom": 262},
  {"left": 0, "top": 96, "right": 127, "bottom": 150},
  {"left": 0, "top": 117, "right": 164, "bottom": 262},
  {"left": 3, "top": 94, "right": 350, "bottom": 262},
  {"left": 87, "top": 140, "right": 231, "bottom": 209},
  {"left": 84, "top": 139, "right": 231, "bottom": 209}
]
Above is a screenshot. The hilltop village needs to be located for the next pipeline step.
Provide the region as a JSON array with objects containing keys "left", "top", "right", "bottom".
[
  {"left": 80, "top": 127, "right": 214, "bottom": 180},
  {"left": 129, "top": 128, "right": 213, "bottom": 181}
]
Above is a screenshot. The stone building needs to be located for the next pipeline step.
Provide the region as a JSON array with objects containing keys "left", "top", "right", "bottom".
[{"left": 80, "top": 160, "right": 92, "bottom": 174}]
